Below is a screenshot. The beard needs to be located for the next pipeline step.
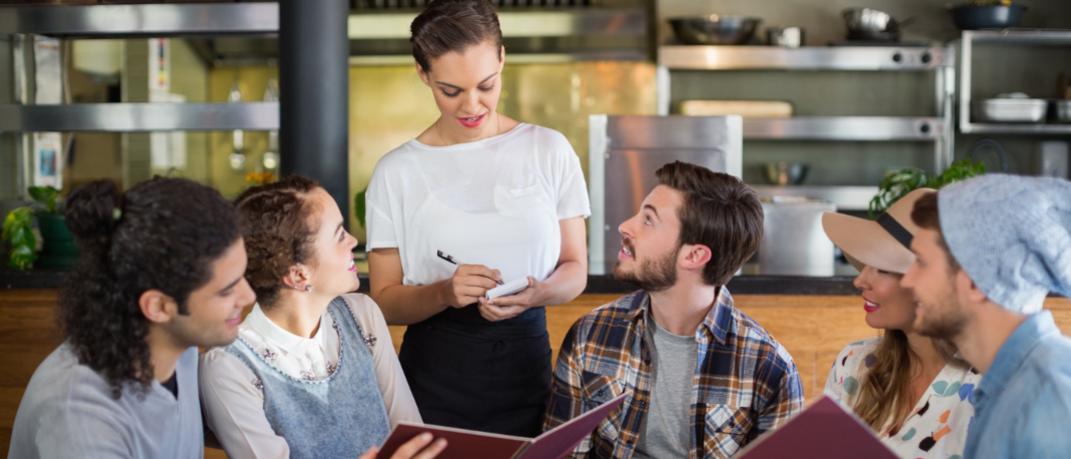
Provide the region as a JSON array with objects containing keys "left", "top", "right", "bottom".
[
  {"left": 914, "top": 296, "right": 969, "bottom": 340},
  {"left": 613, "top": 242, "right": 678, "bottom": 292}
]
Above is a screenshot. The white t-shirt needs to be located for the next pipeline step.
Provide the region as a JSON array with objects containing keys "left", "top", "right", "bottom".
[
  {"left": 366, "top": 123, "right": 590, "bottom": 286},
  {"left": 9, "top": 344, "right": 203, "bottom": 459},
  {"left": 199, "top": 294, "right": 421, "bottom": 459}
]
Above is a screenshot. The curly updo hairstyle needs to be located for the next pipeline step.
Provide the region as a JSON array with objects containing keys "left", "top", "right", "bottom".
[
  {"left": 410, "top": 0, "right": 502, "bottom": 72},
  {"left": 62, "top": 177, "right": 240, "bottom": 399},
  {"left": 233, "top": 175, "right": 321, "bottom": 308}
]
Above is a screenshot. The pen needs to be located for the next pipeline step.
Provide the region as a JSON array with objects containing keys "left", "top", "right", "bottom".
[{"left": 436, "top": 250, "right": 503, "bottom": 285}]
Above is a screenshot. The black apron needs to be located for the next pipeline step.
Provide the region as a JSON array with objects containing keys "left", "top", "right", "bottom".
[{"left": 398, "top": 304, "right": 551, "bottom": 437}]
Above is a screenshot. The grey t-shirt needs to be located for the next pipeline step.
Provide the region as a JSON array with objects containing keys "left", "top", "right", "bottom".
[
  {"left": 8, "top": 342, "right": 204, "bottom": 459},
  {"left": 635, "top": 313, "right": 697, "bottom": 459}
]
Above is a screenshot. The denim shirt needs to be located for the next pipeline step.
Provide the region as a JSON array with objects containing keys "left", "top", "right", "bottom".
[{"left": 964, "top": 311, "right": 1071, "bottom": 459}]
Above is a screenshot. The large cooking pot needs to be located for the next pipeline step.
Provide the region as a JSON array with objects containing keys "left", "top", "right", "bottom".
[{"left": 668, "top": 16, "right": 762, "bottom": 45}]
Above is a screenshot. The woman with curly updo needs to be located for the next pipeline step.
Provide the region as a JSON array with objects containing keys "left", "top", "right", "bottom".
[
  {"left": 8, "top": 178, "right": 255, "bottom": 458},
  {"left": 199, "top": 176, "right": 444, "bottom": 459}
]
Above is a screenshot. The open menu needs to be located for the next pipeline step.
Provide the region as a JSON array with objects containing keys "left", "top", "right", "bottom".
[
  {"left": 738, "top": 395, "right": 898, "bottom": 459},
  {"left": 377, "top": 393, "right": 627, "bottom": 459}
]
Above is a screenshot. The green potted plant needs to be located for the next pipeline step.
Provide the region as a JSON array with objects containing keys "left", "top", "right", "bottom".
[
  {"left": 869, "top": 159, "right": 986, "bottom": 217},
  {"left": 1, "top": 186, "right": 78, "bottom": 270}
]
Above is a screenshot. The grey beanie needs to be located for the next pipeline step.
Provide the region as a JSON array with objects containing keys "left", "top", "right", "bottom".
[{"left": 938, "top": 174, "right": 1071, "bottom": 313}]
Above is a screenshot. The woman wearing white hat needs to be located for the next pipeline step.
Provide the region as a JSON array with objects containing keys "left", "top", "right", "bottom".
[{"left": 821, "top": 188, "right": 979, "bottom": 459}]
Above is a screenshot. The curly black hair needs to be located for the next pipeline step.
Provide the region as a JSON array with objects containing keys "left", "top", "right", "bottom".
[
  {"left": 61, "top": 177, "right": 240, "bottom": 399},
  {"left": 233, "top": 175, "right": 320, "bottom": 308}
]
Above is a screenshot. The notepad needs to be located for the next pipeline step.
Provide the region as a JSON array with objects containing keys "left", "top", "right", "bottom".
[
  {"left": 738, "top": 395, "right": 898, "bottom": 459},
  {"left": 377, "top": 393, "right": 627, "bottom": 459},
  {"left": 485, "top": 277, "right": 530, "bottom": 299}
]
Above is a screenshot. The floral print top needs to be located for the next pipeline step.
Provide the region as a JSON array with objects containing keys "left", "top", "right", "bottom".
[{"left": 824, "top": 338, "right": 981, "bottom": 459}]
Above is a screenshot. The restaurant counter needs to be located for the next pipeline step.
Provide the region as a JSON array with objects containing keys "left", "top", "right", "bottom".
[{"left": 2, "top": 269, "right": 859, "bottom": 295}]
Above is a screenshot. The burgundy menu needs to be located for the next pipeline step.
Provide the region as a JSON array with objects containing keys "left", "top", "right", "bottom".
[
  {"left": 378, "top": 393, "right": 628, "bottom": 459},
  {"left": 738, "top": 395, "right": 898, "bottom": 459}
]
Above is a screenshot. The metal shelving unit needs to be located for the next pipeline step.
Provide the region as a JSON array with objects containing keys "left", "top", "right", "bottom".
[
  {"left": 958, "top": 29, "right": 1071, "bottom": 135},
  {"left": 656, "top": 44, "right": 956, "bottom": 210},
  {"left": 751, "top": 185, "right": 878, "bottom": 211},
  {"left": 744, "top": 116, "right": 943, "bottom": 141},
  {"left": 660, "top": 45, "right": 949, "bottom": 71},
  {"left": 0, "top": 103, "right": 279, "bottom": 133},
  {"left": 0, "top": 3, "right": 281, "bottom": 134},
  {"left": 0, "top": 3, "right": 277, "bottom": 36}
]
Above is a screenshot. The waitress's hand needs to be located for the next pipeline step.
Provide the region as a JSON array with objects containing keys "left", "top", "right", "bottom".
[
  {"left": 442, "top": 264, "right": 502, "bottom": 308},
  {"left": 358, "top": 433, "right": 447, "bottom": 459},
  {"left": 477, "top": 276, "right": 542, "bottom": 322}
]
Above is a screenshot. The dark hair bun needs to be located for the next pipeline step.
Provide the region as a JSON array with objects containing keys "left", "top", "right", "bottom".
[{"left": 65, "top": 180, "right": 122, "bottom": 250}]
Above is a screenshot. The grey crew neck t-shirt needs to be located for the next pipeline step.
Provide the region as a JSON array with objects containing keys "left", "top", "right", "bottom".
[
  {"left": 634, "top": 312, "right": 698, "bottom": 459},
  {"left": 8, "top": 342, "right": 204, "bottom": 459}
]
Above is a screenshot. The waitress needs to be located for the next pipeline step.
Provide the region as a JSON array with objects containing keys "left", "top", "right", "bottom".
[{"left": 365, "top": 0, "right": 589, "bottom": 437}]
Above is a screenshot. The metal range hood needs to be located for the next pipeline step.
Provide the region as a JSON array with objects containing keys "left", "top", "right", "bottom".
[{"left": 193, "top": 2, "right": 650, "bottom": 66}]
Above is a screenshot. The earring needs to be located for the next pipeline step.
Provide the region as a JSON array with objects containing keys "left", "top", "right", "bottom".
[{"left": 303, "top": 284, "right": 312, "bottom": 292}]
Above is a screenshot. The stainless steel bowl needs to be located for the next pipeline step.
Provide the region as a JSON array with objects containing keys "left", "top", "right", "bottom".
[
  {"left": 762, "top": 161, "right": 809, "bottom": 185},
  {"left": 842, "top": 7, "right": 901, "bottom": 41},
  {"left": 668, "top": 16, "right": 762, "bottom": 45}
]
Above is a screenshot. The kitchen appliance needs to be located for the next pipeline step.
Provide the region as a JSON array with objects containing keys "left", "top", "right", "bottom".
[
  {"left": 950, "top": 3, "right": 1026, "bottom": 30},
  {"left": 980, "top": 93, "right": 1046, "bottom": 123},
  {"left": 842, "top": 8, "right": 902, "bottom": 42},
  {"left": 758, "top": 197, "right": 836, "bottom": 276},
  {"left": 679, "top": 100, "right": 793, "bottom": 118},
  {"left": 668, "top": 16, "right": 761, "bottom": 45},
  {"left": 1039, "top": 141, "right": 1069, "bottom": 179},
  {"left": 766, "top": 26, "right": 805, "bottom": 48},
  {"left": 588, "top": 115, "right": 743, "bottom": 274}
]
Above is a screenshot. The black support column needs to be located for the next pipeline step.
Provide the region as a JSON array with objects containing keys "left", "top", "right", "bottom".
[{"left": 279, "top": 0, "right": 350, "bottom": 225}]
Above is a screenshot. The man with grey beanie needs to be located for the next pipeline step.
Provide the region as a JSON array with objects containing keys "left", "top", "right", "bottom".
[{"left": 900, "top": 174, "right": 1071, "bottom": 459}]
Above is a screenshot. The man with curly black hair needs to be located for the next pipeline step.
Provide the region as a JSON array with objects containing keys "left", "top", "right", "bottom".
[{"left": 8, "top": 178, "right": 255, "bottom": 459}]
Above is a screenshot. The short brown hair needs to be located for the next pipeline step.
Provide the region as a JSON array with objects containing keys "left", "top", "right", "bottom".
[
  {"left": 910, "top": 191, "right": 960, "bottom": 270},
  {"left": 410, "top": 0, "right": 502, "bottom": 72},
  {"left": 234, "top": 176, "right": 321, "bottom": 307},
  {"left": 655, "top": 161, "right": 763, "bottom": 286}
]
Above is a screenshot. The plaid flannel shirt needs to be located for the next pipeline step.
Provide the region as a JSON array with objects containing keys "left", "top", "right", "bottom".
[{"left": 544, "top": 288, "right": 804, "bottom": 458}]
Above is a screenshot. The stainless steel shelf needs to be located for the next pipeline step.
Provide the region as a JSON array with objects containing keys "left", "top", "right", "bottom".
[
  {"left": 0, "top": 103, "right": 279, "bottom": 132},
  {"left": 349, "top": 9, "right": 646, "bottom": 39},
  {"left": 743, "top": 117, "right": 943, "bottom": 141},
  {"left": 752, "top": 185, "right": 878, "bottom": 211},
  {"left": 659, "top": 45, "right": 950, "bottom": 71},
  {"left": 958, "top": 30, "right": 1071, "bottom": 135},
  {"left": 960, "top": 123, "right": 1071, "bottom": 135},
  {"left": 0, "top": 3, "right": 646, "bottom": 39},
  {"left": 962, "top": 29, "right": 1071, "bottom": 45},
  {"left": 0, "top": 3, "right": 278, "bottom": 36}
]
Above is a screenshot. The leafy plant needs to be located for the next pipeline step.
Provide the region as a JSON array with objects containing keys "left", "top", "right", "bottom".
[
  {"left": 2, "top": 207, "right": 37, "bottom": 270},
  {"left": 868, "top": 160, "right": 986, "bottom": 218},
  {"left": 2, "top": 186, "right": 64, "bottom": 270},
  {"left": 28, "top": 186, "right": 61, "bottom": 214}
]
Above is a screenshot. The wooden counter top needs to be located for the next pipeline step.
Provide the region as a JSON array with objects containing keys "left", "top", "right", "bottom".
[{"left": 1, "top": 289, "right": 1068, "bottom": 456}]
